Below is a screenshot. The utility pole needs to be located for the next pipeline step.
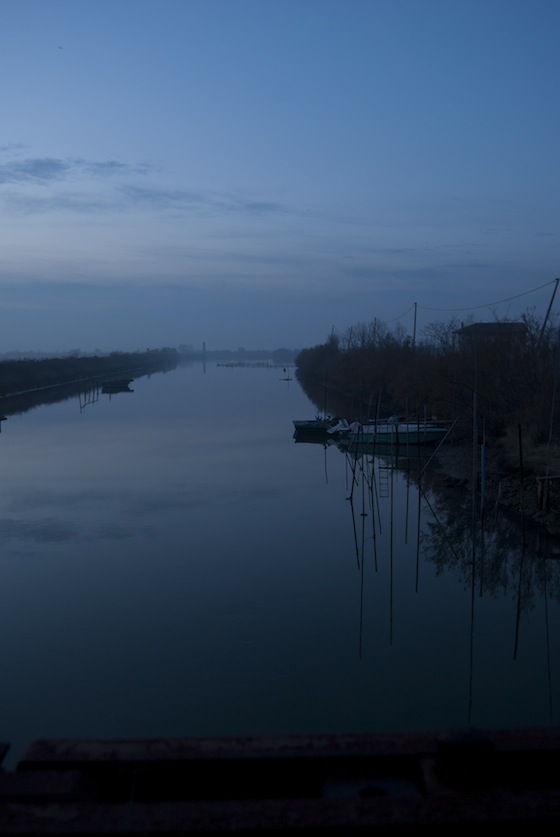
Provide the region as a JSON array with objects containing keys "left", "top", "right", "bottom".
[{"left": 537, "top": 277, "right": 560, "bottom": 349}]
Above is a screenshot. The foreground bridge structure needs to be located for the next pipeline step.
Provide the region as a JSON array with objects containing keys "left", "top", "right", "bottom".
[{"left": 1, "top": 728, "right": 560, "bottom": 833}]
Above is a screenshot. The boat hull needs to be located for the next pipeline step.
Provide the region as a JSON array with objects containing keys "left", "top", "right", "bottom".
[
  {"left": 293, "top": 419, "right": 333, "bottom": 434},
  {"left": 341, "top": 423, "right": 448, "bottom": 447}
]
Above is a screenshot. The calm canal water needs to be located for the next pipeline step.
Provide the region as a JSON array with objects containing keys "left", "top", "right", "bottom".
[{"left": 0, "top": 361, "right": 558, "bottom": 767}]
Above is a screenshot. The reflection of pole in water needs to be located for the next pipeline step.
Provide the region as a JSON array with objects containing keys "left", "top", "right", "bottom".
[
  {"left": 78, "top": 383, "right": 99, "bottom": 413},
  {"left": 415, "top": 467, "right": 422, "bottom": 593},
  {"left": 345, "top": 448, "right": 386, "bottom": 657},
  {"left": 345, "top": 451, "right": 359, "bottom": 503},
  {"left": 346, "top": 449, "right": 380, "bottom": 571},
  {"left": 403, "top": 451, "right": 412, "bottom": 546},
  {"left": 370, "top": 457, "right": 379, "bottom": 572},
  {"left": 389, "top": 456, "right": 395, "bottom": 645},
  {"left": 416, "top": 417, "right": 459, "bottom": 594},
  {"left": 346, "top": 455, "right": 369, "bottom": 657},
  {"left": 513, "top": 547, "right": 528, "bottom": 661},
  {"left": 359, "top": 499, "right": 366, "bottom": 659},
  {"left": 543, "top": 559, "right": 554, "bottom": 721},
  {"left": 468, "top": 382, "right": 478, "bottom": 725},
  {"left": 348, "top": 496, "right": 360, "bottom": 569},
  {"left": 514, "top": 549, "right": 554, "bottom": 720}
]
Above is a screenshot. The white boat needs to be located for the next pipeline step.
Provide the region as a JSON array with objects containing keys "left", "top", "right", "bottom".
[{"left": 340, "top": 418, "right": 449, "bottom": 447}]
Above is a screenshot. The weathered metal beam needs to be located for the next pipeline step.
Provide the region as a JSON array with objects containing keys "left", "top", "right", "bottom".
[{"left": 0, "top": 730, "right": 559, "bottom": 833}]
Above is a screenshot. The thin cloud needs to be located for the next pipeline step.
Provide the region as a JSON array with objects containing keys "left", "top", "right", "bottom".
[
  {"left": 0, "top": 153, "right": 285, "bottom": 216},
  {"left": 83, "top": 159, "right": 156, "bottom": 177},
  {"left": 0, "top": 157, "right": 72, "bottom": 184},
  {"left": 218, "top": 195, "right": 287, "bottom": 215},
  {"left": 2, "top": 189, "right": 123, "bottom": 215},
  {"left": 0, "top": 153, "right": 289, "bottom": 219},
  {"left": 120, "top": 184, "right": 206, "bottom": 210},
  {"left": 0, "top": 155, "right": 153, "bottom": 185},
  {"left": 121, "top": 184, "right": 287, "bottom": 217}
]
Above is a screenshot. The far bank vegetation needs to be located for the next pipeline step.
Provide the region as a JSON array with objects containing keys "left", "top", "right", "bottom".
[{"left": 0, "top": 348, "right": 180, "bottom": 398}]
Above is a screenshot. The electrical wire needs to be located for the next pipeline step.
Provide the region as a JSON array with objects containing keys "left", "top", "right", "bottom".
[{"left": 416, "top": 279, "right": 557, "bottom": 314}]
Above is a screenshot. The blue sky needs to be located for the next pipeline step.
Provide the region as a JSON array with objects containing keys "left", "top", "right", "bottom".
[{"left": 1, "top": 0, "right": 558, "bottom": 353}]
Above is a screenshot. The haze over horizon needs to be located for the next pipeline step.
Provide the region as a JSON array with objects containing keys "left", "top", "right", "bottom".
[{"left": 1, "top": 0, "right": 558, "bottom": 354}]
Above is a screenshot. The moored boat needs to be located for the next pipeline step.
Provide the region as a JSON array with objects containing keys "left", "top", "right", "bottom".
[
  {"left": 101, "top": 379, "right": 134, "bottom": 394},
  {"left": 293, "top": 416, "right": 349, "bottom": 438},
  {"left": 340, "top": 418, "right": 449, "bottom": 447}
]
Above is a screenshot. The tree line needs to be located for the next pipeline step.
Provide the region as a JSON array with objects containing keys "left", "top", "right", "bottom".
[
  {"left": 0, "top": 348, "right": 180, "bottom": 398},
  {"left": 295, "top": 310, "right": 560, "bottom": 448}
]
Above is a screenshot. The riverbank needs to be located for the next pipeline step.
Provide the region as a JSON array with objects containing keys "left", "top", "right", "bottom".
[
  {"left": 0, "top": 349, "right": 181, "bottom": 421},
  {"left": 432, "top": 438, "right": 560, "bottom": 537},
  {"left": 0, "top": 348, "right": 179, "bottom": 399}
]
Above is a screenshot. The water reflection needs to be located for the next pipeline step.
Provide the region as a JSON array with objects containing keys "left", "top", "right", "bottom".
[
  {"left": 295, "top": 430, "right": 560, "bottom": 727},
  {"left": 0, "top": 364, "right": 558, "bottom": 770},
  {"left": 78, "top": 384, "right": 99, "bottom": 413},
  {"left": 418, "top": 458, "right": 560, "bottom": 723},
  {"left": 1, "top": 370, "right": 144, "bottom": 421}
]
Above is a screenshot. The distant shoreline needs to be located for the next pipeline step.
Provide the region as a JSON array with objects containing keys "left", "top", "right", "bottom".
[{"left": 0, "top": 348, "right": 180, "bottom": 401}]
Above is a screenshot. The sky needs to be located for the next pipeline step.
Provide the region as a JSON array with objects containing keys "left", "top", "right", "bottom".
[{"left": 0, "top": 0, "right": 559, "bottom": 354}]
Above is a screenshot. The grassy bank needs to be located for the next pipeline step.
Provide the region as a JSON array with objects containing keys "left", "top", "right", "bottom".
[
  {"left": 432, "top": 436, "right": 560, "bottom": 537},
  {"left": 0, "top": 348, "right": 179, "bottom": 398}
]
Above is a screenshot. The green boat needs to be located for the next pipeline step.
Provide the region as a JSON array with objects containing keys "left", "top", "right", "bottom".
[{"left": 340, "top": 419, "right": 449, "bottom": 447}]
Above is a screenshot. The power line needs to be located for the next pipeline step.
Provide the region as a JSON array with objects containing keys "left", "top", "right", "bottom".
[
  {"left": 335, "top": 278, "right": 558, "bottom": 335},
  {"left": 416, "top": 279, "right": 557, "bottom": 314},
  {"left": 386, "top": 303, "right": 416, "bottom": 324}
]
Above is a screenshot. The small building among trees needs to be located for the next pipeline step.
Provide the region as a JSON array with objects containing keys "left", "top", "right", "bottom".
[{"left": 454, "top": 321, "right": 527, "bottom": 350}]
